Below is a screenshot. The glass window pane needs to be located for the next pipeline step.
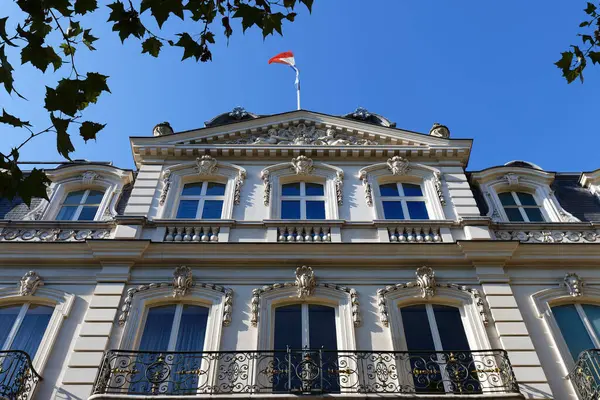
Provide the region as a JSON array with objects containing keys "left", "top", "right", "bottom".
[
  {"left": 401, "top": 305, "right": 435, "bottom": 351},
  {"left": 433, "top": 305, "right": 470, "bottom": 350},
  {"left": 403, "top": 183, "right": 423, "bottom": 197},
  {"left": 383, "top": 201, "right": 405, "bottom": 219},
  {"left": 56, "top": 206, "right": 77, "bottom": 221},
  {"left": 309, "top": 305, "right": 337, "bottom": 349},
  {"left": 274, "top": 305, "right": 302, "bottom": 350},
  {"left": 205, "top": 182, "right": 226, "bottom": 196},
  {"left": 553, "top": 304, "right": 595, "bottom": 360},
  {"left": 305, "top": 183, "right": 324, "bottom": 196},
  {"left": 498, "top": 192, "right": 517, "bottom": 206},
  {"left": 306, "top": 200, "right": 325, "bottom": 220},
  {"left": 85, "top": 190, "right": 104, "bottom": 204},
  {"left": 201, "top": 200, "right": 223, "bottom": 219},
  {"left": 504, "top": 207, "right": 525, "bottom": 222},
  {"left": 407, "top": 201, "right": 429, "bottom": 220},
  {"left": 282, "top": 183, "right": 301, "bottom": 196},
  {"left": 281, "top": 200, "right": 301, "bottom": 219},
  {"left": 516, "top": 192, "right": 537, "bottom": 206},
  {"left": 582, "top": 305, "right": 600, "bottom": 340},
  {"left": 12, "top": 304, "right": 53, "bottom": 356},
  {"left": 175, "top": 305, "right": 209, "bottom": 351},
  {"left": 77, "top": 206, "right": 98, "bottom": 221},
  {"left": 176, "top": 200, "right": 199, "bottom": 218},
  {"left": 525, "top": 208, "right": 545, "bottom": 222},
  {"left": 0, "top": 305, "right": 22, "bottom": 348},
  {"left": 138, "top": 305, "right": 176, "bottom": 351},
  {"left": 63, "top": 190, "right": 85, "bottom": 205},
  {"left": 379, "top": 183, "right": 399, "bottom": 197},
  {"left": 181, "top": 182, "right": 203, "bottom": 196}
]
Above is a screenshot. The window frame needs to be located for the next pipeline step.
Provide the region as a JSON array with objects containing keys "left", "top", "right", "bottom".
[
  {"left": 498, "top": 191, "right": 545, "bottom": 222},
  {"left": 377, "top": 181, "right": 430, "bottom": 220},
  {"left": 273, "top": 303, "right": 337, "bottom": 349},
  {"left": 176, "top": 181, "right": 227, "bottom": 219},
  {"left": 0, "top": 303, "right": 51, "bottom": 352},
  {"left": 280, "top": 181, "right": 327, "bottom": 220},
  {"left": 56, "top": 188, "right": 106, "bottom": 221}
]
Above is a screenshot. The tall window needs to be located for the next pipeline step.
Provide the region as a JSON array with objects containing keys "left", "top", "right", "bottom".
[
  {"left": 552, "top": 304, "right": 600, "bottom": 361},
  {"left": 176, "top": 182, "right": 225, "bottom": 219},
  {"left": 379, "top": 182, "right": 429, "bottom": 220},
  {"left": 281, "top": 182, "right": 326, "bottom": 220},
  {"left": 400, "top": 304, "right": 479, "bottom": 393},
  {"left": 498, "top": 191, "right": 544, "bottom": 222},
  {"left": 56, "top": 189, "right": 104, "bottom": 221},
  {"left": 273, "top": 304, "right": 338, "bottom": 392},
  {"left": 0, "top": 303, "right": 53, "bottom": 357}
]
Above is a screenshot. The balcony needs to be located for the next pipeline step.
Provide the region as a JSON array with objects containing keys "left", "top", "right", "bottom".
[
  {"left": 0, "top": 220, "right": 114, "bottom": 242},
  {"left": 568, "top": 349, "right": 600, "bottom": 400},
  {"left": 492, "top": 222, "right": 600, "bottom": 243},
  {"left": 0, "top": 350, "right": 41, "bottom": 400},
  {"left": 91, "top": 349, "right": 520, "bottom": 398}
]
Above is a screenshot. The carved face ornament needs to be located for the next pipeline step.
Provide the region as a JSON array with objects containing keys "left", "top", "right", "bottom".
[
  {"left": 387, "top": 156, "right": 410, "bottom": 176},
  {"left": 195, "top": 155, "right": 218, "bottom": 175},
  {"left": 19, "top": 271, "right": 43, "bottom": 296},
  {"left": 291, "top": 156, "right": 314, "bottom": 175}
]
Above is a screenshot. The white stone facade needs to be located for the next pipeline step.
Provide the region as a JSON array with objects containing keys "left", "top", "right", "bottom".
[{"left": 0, "top": 109, "right": 598, "bottom": 399}]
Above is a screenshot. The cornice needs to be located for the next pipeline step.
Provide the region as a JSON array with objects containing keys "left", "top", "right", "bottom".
[
  {"left": 580, "top": 168, "right": 600, "bottom": 188},
  {"left": 86, "top": 240, "right": 150, "bottom": 261},
  {"left": 470, "top": 166, "right": 555, "bottom": 185}
]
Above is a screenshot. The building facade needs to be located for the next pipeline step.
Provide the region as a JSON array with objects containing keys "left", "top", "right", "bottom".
[{"left": 1, "top": 108, "right": 599, "bottom": 400}]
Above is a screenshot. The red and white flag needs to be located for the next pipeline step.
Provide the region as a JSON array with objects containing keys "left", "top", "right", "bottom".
[{"left": 269, "top": 51, "right": 301, "bottom": 109}]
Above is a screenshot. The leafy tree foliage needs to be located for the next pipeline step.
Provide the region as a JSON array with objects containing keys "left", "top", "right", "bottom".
[
  {"left": 0, "top": 0, "right": 312, "bottom": 205},
  {"left": 557, "top": 1, "right": 600, "bottom": 83}
]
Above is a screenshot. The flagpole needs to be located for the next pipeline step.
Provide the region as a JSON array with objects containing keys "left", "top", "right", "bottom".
[{"left": 293, "top": 66, "right": 300, "bottom": 110}]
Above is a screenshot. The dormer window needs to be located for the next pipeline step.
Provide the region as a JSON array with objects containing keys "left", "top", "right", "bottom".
[
  {"left": 498, "top": 191, "right": 544, "bottom": 222},
  {"left": 56, "top": 189, "right": 105, "bottom": 221},
  {"left": 281, "top": 182, "right": 326, "bottom": 220},
  {"left": 176, "top": 181, "right": 226, "bottom": 219},
  {"left": 379, "top": 182, "right": 429, "bottom": 220}
]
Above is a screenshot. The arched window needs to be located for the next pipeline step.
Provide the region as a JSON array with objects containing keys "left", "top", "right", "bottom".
[
  {"left": 0, "top": 303, "right": 53, "bottom": 357},
  {"left": 378, "top": 182, "right": 429, "bottom": 220},
  {"left": 176, "top": 181, "right": 226, "bottom": 219},
  {"left": 552, "top": 304, "right": 600, "bottom": 361},
  {"left": 498, "top": 191, "right": 544, "bottom": 222},
  {"left": 56, "top": 189, "right": 105, "bottom": 221},
  {"left": 280, "top": 182, "right": 326, "bottom": 220}
]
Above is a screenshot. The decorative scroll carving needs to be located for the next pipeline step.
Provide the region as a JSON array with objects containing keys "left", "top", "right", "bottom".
[
  {"left": 503, "top": 173, "right": 519, "bottom": 187},
  {"left": 82, "top": 171, "right": 99, "bottom": 185},
  {"left": 429, "top": 123, "right": 450, "bottom": 139},
  {"left": 564, "top": 273, "right": 583, "bottom": 297},
  {"left": 118, "top": 268, "right": 233, "bottom": 326},
  {"left": 387, "top": 156, "right": 410, "bottom": 176},
  {"left": 484, "top": 191, "right": 502, "bottom": 222},
  {"left": 291, "top": 156, "right": 314, "bottom": 175},
  {"left": 173, "top": 266, "right": 194, "bottom": 298},
  {"left": 335, "top": 171, "right": 344, "bottom": 206},
  {"left": 376, "top": 267, "right": 488, "bottom": 327},
  {"left": 195, "top": 155, "right": 218, "bottom": 175},
  {"left": 234, "top": 170, "right": 246, "bottom": 205},
  {"left": 349, "top": 288, "right": 361, "bottom": 327},
  {"left": 295, "top": 265, "right": 316, "bottom": 299},
  {"left": 494, "top": 229, "right": 600, "bottom": 243},
  {"left": 261, "top": 170, "right": 271, "bottom": 206},
  {"left": 153, "top": 121, "right": 174, "bottom": 136},
  {"left": 359, "top": 171, "right": 373, "bottom": 207},
  {"left": 0, "top": 228, "right": 110, "bottom": 242},
  {"left": 159, "top": 169, "right": 171, "bottom": 206},
  {"left": 19, "top": 271, "right": 43, "bottom": 296},
  {"left": 433, "top": 171, "right": 446, "bottom": 206}
]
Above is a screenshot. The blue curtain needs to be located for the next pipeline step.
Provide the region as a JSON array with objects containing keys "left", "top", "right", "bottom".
[
  {"left": 12, "top": 305, "right": 52, "bottom": 357},
  {"left": 0, "top": 305, "right": 21, "bottom": 348},
  {"left": 138, "top": 305, "right": 176, "bottom": 351},
  {"left": 173, "top": 305, "right": 208, "bottom": 394}
]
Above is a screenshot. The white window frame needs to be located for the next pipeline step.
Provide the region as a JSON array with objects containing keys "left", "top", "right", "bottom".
[
  {"left": 0, "top": 303, "right": 52, "bottom": 352},
  {"left": 176, "top": 181, "right": 226, "bottom": 219},
  {"left": 274, "top": 303, "right": 337, "bottom": 349},
  {"left": 280, "top": 182, "right": 327, "bottom": 220},
  {"left": 378, "top": 181, "right": 430, "bottom": 220},
  {"left": 57, "top": 188, "right": 105, "bottom": 221},
  {"left": 498, "top": 191, "right": 545, "bottom": 222}
]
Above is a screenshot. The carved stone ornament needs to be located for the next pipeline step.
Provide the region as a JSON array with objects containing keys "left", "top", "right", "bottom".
[
  {"left": 195, "top": 155, "right": 218, "bottom": 176},
  {"left": 295, "top": 265, "right": 316, "bottom": 299},
  {"left": 564, "top": 273, "right": 583, "bottom": 297},
  {"left": 335, "top": 171, "right": 344, "bottom": 206},
  {"left": 153, "top": 121, "right": 174, "bottom": 137},
  {"left": 261, "top": 170, "right": 271, "bottom": 206},
  {"left": 359, "top": 171, "right": 373, "bottom": 207},
  {"left": 433, "top": 171, "right": 446, "bottom": 206},
  {"left": 173, "top": 265, "right": 194, "bottom": 297},
  {"left": 19, "top": 271, "right": 43, "bottom": 296},
  {"left": 416, "top": 266, "right": 436, "bottom": 299},
  {"left": 159, "top": 169, "right": 172, "bottom": 206},
  {"left": 291, "top": 156, "right": 314, "bottom": 175},
  {"left": 352, "top": 107, "right": 372, "bottom": 120},
  {"left": 485, "top": 191, "right": 502, "bottom": 222},
  {"left": 81, "top": 171, "right": 99, "bottom": 185},
  {"left": 429, "top": 123, "right": 450, "bottom": 139},
  {"left": 504, "top": 173, "right": 519, "bottom": 187},
  {"left": 387, "top": 156, "right": 410, "bottom": 176},
  {"left": 229, "top": 106, "right": 248, "bottom": 120},
  {"left": 234, "top": 170, "right": 246, "bottom": 205}
]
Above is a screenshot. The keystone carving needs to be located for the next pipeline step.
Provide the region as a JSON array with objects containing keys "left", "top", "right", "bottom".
[
  {"left": 504, "top": 173, "right": 519, "bottom": 187},
  {"left": 291, "top": 156, "right": 314, "bottom": 175},
  {"left": 19, "top": 271, "right": 43, "bottom": 296},
  {"left": 564, "top": 273, "right": 583, "bottom": 297},
  {"left": 416, "top": 266, "right": 436, "bottom": 299},
  {"left": 81, "top": 171, "right": 99, "bottom": 185},
  {"left": 173, "top": 266, "right": 194, "bottom": 297},
  {"left": 295, "top": 265, "right": 316, "bottom": 299},
  {"left": 195, "top": 155, "right": 218, "bottom": 175},
  {"left": 387, "top": 156, "right": 410, "bottom": 176}
]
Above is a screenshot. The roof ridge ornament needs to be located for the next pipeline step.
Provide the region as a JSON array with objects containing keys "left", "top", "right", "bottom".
[
  {"left": 153, "top": 121, "right": 174, "bottom": 137},
  {"left": 429, "top": 123, "right": 450, "bottom": 138},
  {"left": 352, "top": 107, "right": 372, "bottom": 120},
  {"left": 229, "top": 106, "right": 248, "bottom": 120}
]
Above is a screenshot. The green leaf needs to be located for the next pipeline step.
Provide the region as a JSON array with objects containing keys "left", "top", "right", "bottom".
[
  {"left": 0, "top": 45, "right": 15, "bottom": 94},
  {"left": 46, "top": 0, "right": 73, "bottom": 16},
  {"left": 580, "top": 21, "right": 590, "bottom": 27},
  {"left": 74, "top": 0, "right": 98, "bottom": 15},
  {"left": 0, "top": 17, "right": 17, "bottom": 47},
  {"left": 107, "top": 1, "right": 146, "bottom": 42},
  {"left": 83, "top": 29, "right": 98, "bottom": 50},
  {"left": 20, "top": 168, "right": 51, "bottom": 204},
  {"left": 222, "top": 16, "right": 233, "bottom": 38},
  {"left": 21, "top": 38, "right": 63, "bottom": 72},
  {"left": 262, "top": 12, "right": 285, "bottom": 37},
  {"left": 60, "top": 42, "right": 76, "bottom": 56},
  {"left": 300, "top": 0, "right": 314, "bottom": 12},
  {"left": 51, "top": 114, "right": 74, "bottom": 159},
  {"left": 174, "top": 32, "right": 203, "bottom": 61},
  {"left": 140, "top": 0, "right": 185, "bottom": 28},
  {"left": 283, "top": 0, "right": 296, "bottom": 8},
  {"left": 142, "top": 37, "right": 163, "bottom": 57},
  {"left": 0, "top": 109, "right": 31, "bottom": 127},
  {"left": 585, "top": 2, "right": 597, "bottom": 15},
  {"left": 590, "top": 51, "right": 600, "bottom": 64},
  {"left": 202, "top": 31, "right": 215, "bottom": 44},
  {"left": 79, "top": 121, "right": 105, "bottom": 141},
  {"left": 233, "top": 4, "right": 265, "bottom": 32},
  {"left": 45, "top": 73, "right": 110, "bottom": 116}
]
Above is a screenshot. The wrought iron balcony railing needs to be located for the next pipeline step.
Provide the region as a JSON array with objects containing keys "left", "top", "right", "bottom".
[
  {"left": 0, "top": 350, "right": 41, "bottom": 400},
  {"left": 568, "top": 349, "right": 600, "bottom": 400},
  {"left": 92, "top": 349, "right": 519, "bottom": 396}
]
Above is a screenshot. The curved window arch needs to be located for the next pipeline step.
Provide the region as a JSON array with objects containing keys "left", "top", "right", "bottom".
[
  {"left": 176, "top": 181, "right": 226, "bottom": 219},
  {"left": 497, "top": 191, "right": 545, "bottom": 222},
  {"left": 56, "top": 189, "right": 105, "bottom": 221}
]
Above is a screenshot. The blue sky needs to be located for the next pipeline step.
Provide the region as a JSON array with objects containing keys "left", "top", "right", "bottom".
[{"left": 2, "top": 1, "right": 599, "bottom": 172}]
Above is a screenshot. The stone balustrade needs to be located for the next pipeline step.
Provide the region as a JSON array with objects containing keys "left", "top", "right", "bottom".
[
  {"left": 164, "top": 226, "right": 220, "bottom": 242},
  {"left": 493, "top": 223, "right": 600, "bottom": 243},
  {"left": 387, "top": 225, "right": 443, "bottom": 243},
  {"left": 0, "top": 221, "right": 114, "bottom": 242},
  {"left": 277, "top": 225, "right": 332, "bottom": 242}
]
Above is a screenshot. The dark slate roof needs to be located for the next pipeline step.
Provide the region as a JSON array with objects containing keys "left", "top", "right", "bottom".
[
  {"left": 0, "top": 197, "right": 42, "bottom": 220},
  {"left": 204, "top": 107, "right": 262, "bottom": 127},
  {"left": 552, "top": 174, "right": 600, "bottom": 222}
]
